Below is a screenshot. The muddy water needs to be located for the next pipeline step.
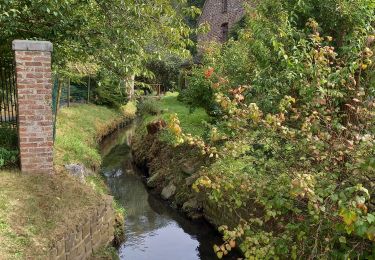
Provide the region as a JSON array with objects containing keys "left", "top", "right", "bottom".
[{"left": 100, "top": 121, "right": 238, "bottom": 260}]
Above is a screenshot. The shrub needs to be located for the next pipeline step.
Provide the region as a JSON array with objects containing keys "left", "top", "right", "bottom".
[
  {"left": 0, "top": 126, "right": 19, "bottom": 168},
  {"left": 171, "top": 0, "right": 375, "bottom": 258},
  {"left": 179, "top": 66, "right": 219, "bottom": 116},
  {"left": 93, "top": 70, "right": 129, "bottom": 108},
  {"left": 0, "top": 148, "right": 18, "bottom": 168},
  {"left": 138, "top": 98, "right": 161, "bottom": 115},
  {"left": 120, "top": 101, "right": 137, "bottom": 119}
]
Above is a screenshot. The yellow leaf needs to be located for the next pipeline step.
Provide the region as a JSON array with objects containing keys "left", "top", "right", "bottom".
[{"left": 340, "top": 208, "right": 357, "bottom": 226}]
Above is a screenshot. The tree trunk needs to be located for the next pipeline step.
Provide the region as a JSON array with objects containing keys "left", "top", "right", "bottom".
[{"left": 125, "top": 74, "right": 135, "bottom": 100}]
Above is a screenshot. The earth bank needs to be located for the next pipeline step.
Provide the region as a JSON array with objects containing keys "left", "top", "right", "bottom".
[{"left": 132, "top": 122, "right": 242, "bottom": 230}]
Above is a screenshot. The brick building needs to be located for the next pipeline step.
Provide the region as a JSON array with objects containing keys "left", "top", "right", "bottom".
[{"left": 197, "top": 0, "right": 247, "bottom": 45}]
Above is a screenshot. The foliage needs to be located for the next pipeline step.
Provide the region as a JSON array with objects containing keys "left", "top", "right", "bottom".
[
  {"left": 0, "top": 148, "right": 18, "bottom": 169},
  {"left": 169, "top": 0, "right": 375, "bottom": 258},
  {"left": 138, "top": 99, "right": 161, "bottom": 116},
  {"left": 179, "top": 40, "right": 254, "bottom": 116},
  {"left": 178, "top": 66, "right": 218, "bottom": 116},
  {"left": 120, "top": 101, "right": 137, "bottom": 119},
  {"left": 0, "top": 0, "right": 198, "bottom": 98},
  {"left": 0, "top": 126, "right": 18, "bottom": 169},
  {"left": 141, "top": 57, "right": 184, "bottom": 91},
  {"left": 92, "top": 73, "right": 128, "bottom": 108},
  {"left": 142, "top": 92, "right": 209, "bottom": 138},
  {"left": 0, "top": 126, "right": 18, "bottom": 149}
]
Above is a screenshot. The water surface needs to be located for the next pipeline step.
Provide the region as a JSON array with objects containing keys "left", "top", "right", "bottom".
[{"left": 101, "top": 121, "right": 238, "bottom": 260}]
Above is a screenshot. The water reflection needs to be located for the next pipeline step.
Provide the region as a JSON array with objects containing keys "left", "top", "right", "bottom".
[{"left": 101, "top": 121, "right": 238, "bottom": 260}]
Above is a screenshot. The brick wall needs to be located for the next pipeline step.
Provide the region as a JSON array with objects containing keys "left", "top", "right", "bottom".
[
  {"left": 197, "top": 0, "right": 247, "bottom": 44},
  {"left": 13, "top": 40, "right": 54, "bottom": 174},
  {"left": 49, "top": 196, "right": 116, "bottom": 260}
]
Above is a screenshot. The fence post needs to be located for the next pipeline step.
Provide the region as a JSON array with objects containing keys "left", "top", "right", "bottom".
[
  {"left": 87, "top": 75, "right": 91, "bottom": 104},
  {"left": 13, "top": 40, "right": 54, "bottom": 174},
  {"left": 67, "top": 78, "right": 70, "bottom": 107}
]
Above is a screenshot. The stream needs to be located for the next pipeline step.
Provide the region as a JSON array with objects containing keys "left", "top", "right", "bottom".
[{"left": 100, "top": 120, "right": 238, "bottom": 260}]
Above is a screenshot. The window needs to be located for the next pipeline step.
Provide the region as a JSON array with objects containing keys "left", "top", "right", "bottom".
[
  {"left": 221, "top": 23, "right": 229, "bottom": 41},
  {"left": 222, "top": 0, "right": 228, "bottom": 13}
]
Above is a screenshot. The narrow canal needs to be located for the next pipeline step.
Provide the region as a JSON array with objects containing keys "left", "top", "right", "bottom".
[{"left": 100, "top": 121, "right": 238, "bottom": 260}]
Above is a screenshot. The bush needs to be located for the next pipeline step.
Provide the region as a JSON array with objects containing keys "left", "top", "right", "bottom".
[
  {"left": 138, "top": 98, "right": 161, "bottom": 115},
  {"left": 173, "top": 0, "right": 375, "bottom": 258},
  {"left": 0, "top": 148, "right": 18, "bottom": 168},
  {"left": 0, "top": 126, "right": 19, "bottom": 168},
  {"left": 120, "top": 101, "right": 137, "bottom": 119},
  {"left": 93, "top": 70, "right": 129, "bottom": 108},
  {"left": 178, "top": 66, "right": 219, "bottom": 116}
]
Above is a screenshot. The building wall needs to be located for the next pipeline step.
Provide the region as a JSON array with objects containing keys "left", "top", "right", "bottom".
[{"left": 197, "top": 0, "right": 246, "bottom": 44}]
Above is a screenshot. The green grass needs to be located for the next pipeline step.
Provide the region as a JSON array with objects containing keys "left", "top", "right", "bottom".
[
  {"left": 55, "top": 103, "right": 136, "bottom": 170},
  {"left": 0, "top": 103, "right": 136, "bottom": 259},
  {"left": 142, "top": 92, "right": 209, "bottom": 137},
  {"left": 0, "top": 170, "right": 102, "bottom": 259}
]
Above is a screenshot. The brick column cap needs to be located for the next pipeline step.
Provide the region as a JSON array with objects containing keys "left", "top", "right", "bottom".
[{"left": 12, "top": 40, "right": 53, "bottom": 52}]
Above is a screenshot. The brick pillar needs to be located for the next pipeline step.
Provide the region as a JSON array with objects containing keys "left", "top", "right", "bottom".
[{"left": 12, "top": 40, "right": 54, "bottom": 174}]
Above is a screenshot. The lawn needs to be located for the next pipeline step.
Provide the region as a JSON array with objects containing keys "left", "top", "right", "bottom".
[{"left": 142, "top": 92, "right": 209, "bottom": 137}]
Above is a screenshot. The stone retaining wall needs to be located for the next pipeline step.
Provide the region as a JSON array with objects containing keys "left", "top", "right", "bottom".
[{"left": 49, "top": 196, "right": 116, "bottom": 260}]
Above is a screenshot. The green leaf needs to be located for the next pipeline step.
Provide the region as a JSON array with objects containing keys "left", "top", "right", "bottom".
[
  {"left": 367, "top": 214, "right": 375, "bottom": 224},
  {"left": 339, "top": 236, "right": 346, "bottom": 244}
]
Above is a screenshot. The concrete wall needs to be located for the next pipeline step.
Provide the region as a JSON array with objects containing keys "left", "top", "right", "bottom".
[
  {"left": 197, "top": 0, "right": 247, "bottom": 44},
  {"left": 48, "top": 196, "right": 116, "bottom": 260}
]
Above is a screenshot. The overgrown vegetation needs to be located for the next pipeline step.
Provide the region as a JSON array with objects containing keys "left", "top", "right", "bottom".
[
  {"left": 0, "top": 126, "right": 18, "bottom": 169},
  {"left": 173, "top": 0, "right": 375, "bottom": 258}
]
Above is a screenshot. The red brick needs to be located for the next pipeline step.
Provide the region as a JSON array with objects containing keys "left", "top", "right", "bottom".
[
  {"left": 33, "top": 56, "right": 51, "bottom": 62},
  {"left": 24, "top": 62, "right": 43, "bottom": 66},
  {"left": 198, "top": 0, "right": 248, "bottom": 45},
  {"left": 26, "top": 73, "right": 44, "bottom": 79},
  {"left": 15, "top": 47, "right": 54, "bottom": 174},
  {"left": 18, "top": 56, "right": 33, "bottom": 61}
]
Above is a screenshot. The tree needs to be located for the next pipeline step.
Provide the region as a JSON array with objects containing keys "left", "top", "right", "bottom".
[{"left": 0, "top": 0, "right": 196, "bottom": 99}]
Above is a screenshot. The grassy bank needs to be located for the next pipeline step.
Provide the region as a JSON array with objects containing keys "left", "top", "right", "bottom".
[
  {"left": 0, "top": 171, "right": 102, "bottom": 259},
  {"left": 140, "top": 92, "right": 208, "bottom": 137},
  {"left": 0, "top": 103, "right": 136, "bottom": 259},
  {"left": 55, "top": 103, "right": 136, "bottom": 171},
  {"left": 132, "top": 94, "right": 213, "bottom": 216}
]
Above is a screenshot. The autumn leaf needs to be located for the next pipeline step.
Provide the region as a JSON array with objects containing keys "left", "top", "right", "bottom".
[{"left": 339, "top": 208, "right": 357, "bottom": 226}]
